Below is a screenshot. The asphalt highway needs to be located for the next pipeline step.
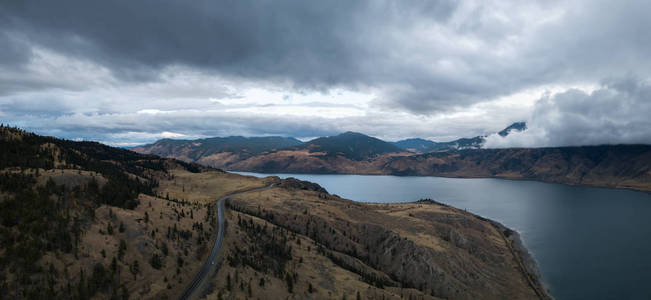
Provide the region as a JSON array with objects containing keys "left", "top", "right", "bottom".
[{"left": 179, "top": 183, "right": 276, "bottom": 300}]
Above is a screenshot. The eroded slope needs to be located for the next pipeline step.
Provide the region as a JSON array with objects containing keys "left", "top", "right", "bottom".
[{"left": 205, "top": 179, "right": 549, "bottom": 300}]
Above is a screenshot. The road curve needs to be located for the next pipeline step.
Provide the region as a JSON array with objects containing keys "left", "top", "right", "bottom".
[{"left": 179, "top": 183, "right": 276, "bottom": 300}]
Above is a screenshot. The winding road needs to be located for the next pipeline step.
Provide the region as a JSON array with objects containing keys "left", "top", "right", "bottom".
[{"left": 179, "top": 183, "right": 276, "bottom": 300}]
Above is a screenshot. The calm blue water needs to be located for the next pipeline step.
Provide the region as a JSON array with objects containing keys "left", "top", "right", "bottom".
[{"left": 236, "top": 172, "right": 651, "bottom": 300}]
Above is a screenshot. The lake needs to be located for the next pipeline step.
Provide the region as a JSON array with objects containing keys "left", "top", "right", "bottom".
[{"left": 236, "top": 172, "right": 651, "bottom": 300}]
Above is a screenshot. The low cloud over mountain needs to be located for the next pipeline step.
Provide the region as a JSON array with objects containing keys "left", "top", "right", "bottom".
[{"left": 485, "top": 77, "right": 651, "bottom": 148}]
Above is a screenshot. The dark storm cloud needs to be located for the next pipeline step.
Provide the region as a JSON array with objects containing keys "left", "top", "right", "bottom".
[
  {"left": 0, "top": 0, "right": 456, "bottom": 88},
  {"left": 0, "top": 31, "right": 30, "bottom": 67},
  {"left": 0, "top": 0, "right": 467, "bottom": 99},
  {"left": 4, "top": 0, "right": 651, "bottom": 112}
]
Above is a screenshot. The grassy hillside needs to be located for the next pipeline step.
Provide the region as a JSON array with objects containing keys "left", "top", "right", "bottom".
[
  {"left": 0, "top": 126, "right": 267, "bottom": 299},
  {"left": 384, "top": 145, "right": 651, "bottom": 191},
  {"left": 132, "top": 136, "right": 303, "bottom": 162},
  {"left": 391, "top": 138, "right": 440, "bottom": 153},
  {"left": 204, "top": 178, "right": 549, "bottom": 300}
]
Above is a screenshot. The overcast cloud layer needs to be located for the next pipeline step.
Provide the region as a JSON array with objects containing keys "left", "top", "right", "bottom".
[{"left": 1, "top": 0, "right": 651, "bottom": 147}]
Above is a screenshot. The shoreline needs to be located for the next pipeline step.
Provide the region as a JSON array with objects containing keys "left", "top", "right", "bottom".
[
  {"left": 230, "top": 169, "right": 651, "bottom": 194},
  {"left": 415, "top": 198, "right": 553, "bottom": 300},
  {"left": 237, "top": 171, "right": 557, "bottom": 299},
  {"left": 488, "top": 219, "right": 554, "bottom": 300}
]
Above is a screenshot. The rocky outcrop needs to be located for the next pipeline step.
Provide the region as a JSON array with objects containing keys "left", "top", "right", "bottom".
[{"left": 279, "top": 177, "right": 328, "bottom": 193}]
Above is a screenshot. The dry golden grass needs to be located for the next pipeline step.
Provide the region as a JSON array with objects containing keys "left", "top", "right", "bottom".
[
  {"left": 228, "top": 150, "right": 406, "bottom": 174},
  {"left": 36, "top": 168, "right": 109, "bottom": 186},
  {"left": 7, "top": 166, "right": 545, "bottom": 299},
  {"left": 157, "top": 167, "right": 269, "bottom": 204},
  {"left": 202, "top": 185, "right": 543, "bottom": 300},
  {"left": 205, "top": 209, "right": 444, "bottom": 300},
  {"left": 22, "top": 167, "right": 273, "bottom": 299},
  {"left": 0, "top": 168, "right": 108, "bottom": 187},
  {"left": 38, "top": 191, "right": 214, "bottom": 299}
]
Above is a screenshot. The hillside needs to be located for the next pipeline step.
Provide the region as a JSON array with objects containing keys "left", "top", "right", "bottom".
[
  {"left": 228, "top": 143, "right": 651, "bottom": 192},
  {"left": 208, "top": 178, "right": 550, "bottom": 300},
  {"left": 383, "top": 145, "right": 651, "bottom": 191},
  {"left": 294, "top": 131, "right": 404, "bottom": 160},
  {"left": 0, "top": 126, "right": 267, "bottom": 299},
  {"left": 220, "top": 131, "right": 408, "bottom": 174},
  {"left": 391, "top": 138, "right": 440, "bottom": 153},
  {"left": 131, "top": 136, "right": 303, "bottom": 168}
]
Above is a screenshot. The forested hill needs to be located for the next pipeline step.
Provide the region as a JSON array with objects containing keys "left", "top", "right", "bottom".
[
  {"left": 294, "top": 131, "right": 404, "bottom": 160},
  {"left": 131, "top": 136, "right": 303, "bottom": 161},
  {"left": 0, "top": 126, "right": 204, "bottom": 207},
  {"left": 0, "top": 125, "right": 205, "bottom": 298}
]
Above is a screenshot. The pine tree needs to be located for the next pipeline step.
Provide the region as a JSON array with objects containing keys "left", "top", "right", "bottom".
[
  {"left": 118, "top": 239, "right": 127, "bottom": 261},
  {"left": 150, "top": 253, "right": 163, "bottom": 269},
  {"left": 121, "top": 285, "right": 129, "bottom": 300},
  {"left": 78, "top": 269, "right": 87, "bottom": 299},
  {"left": 111, "top": 257, "right": 118, "bottom": 274},
  {"left": 285, "top": 273, "right": 294, "bottom": 293},
  {"left": 161, "top": 242, "right": 169, "bottom": 256},
  {"left": 130, "top": 260, "right": 139, "bottom": 280}
]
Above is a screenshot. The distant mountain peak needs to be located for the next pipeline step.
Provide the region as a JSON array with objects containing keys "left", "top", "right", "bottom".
[
  {"left": 338, "top": 131, "right": 367, "bottom": 137},
  {"left": 301, "top": 131, "right": 403, "bottom": 160},
  {"left": 391, "top": 138, "right": 439, "bottom": 153},
  {"left": 392, "top": 122, "right": 527, "bottom": 153},
  {"left": 498, "top": 122, "right": 527, "bottom": 137}
]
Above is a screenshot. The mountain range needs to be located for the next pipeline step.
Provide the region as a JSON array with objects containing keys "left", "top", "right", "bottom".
[
  {"left": 391, "top": 121, "right": 526, "bottom": 152},
  {"left": 133, "top": 122, "right": 651, "bottom": 192},
  {"left": 133, "top": 122, "right": 527, "bottom": 161}
]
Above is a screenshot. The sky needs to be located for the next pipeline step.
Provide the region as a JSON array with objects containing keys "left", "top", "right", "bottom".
[{"left": 1, "top": 0, "right": 651, "bottom": 147}]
